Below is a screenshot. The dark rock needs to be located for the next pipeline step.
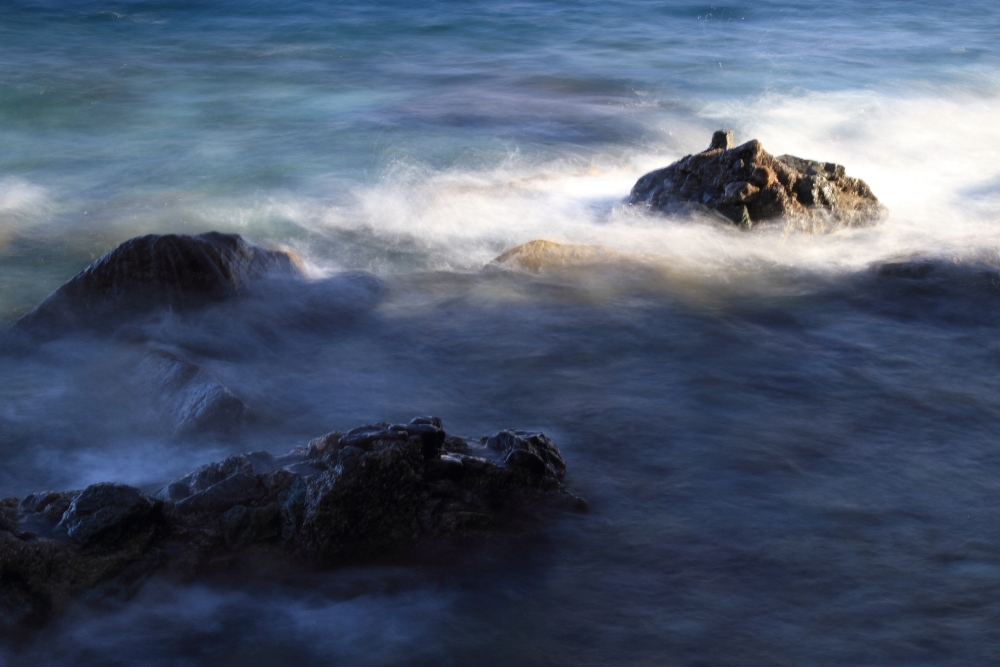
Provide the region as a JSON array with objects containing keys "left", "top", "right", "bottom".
[
  {"left": 221, "top": 503, "right": 282, "bottom": 549},
  {"left": 442, "top": 435, "right": 472, "bottom": 454},
  {"left": 53, "top": 483, "right": 160, "bottom": 548},
  {"left": 172, "top": 471, "right": 264, "bottom": 514},
  {"left": 11, "top": 232, "right": 305, "bottom": 339},
  {"left": 16, "top": 491, "right": 80, "bottom": 539},
  {"left": 486, "top": 430, "right": 567, "bottom": 481},
  {"left": 138, "top": 350, "right": 250, "bottom": 435},
  {"left": 0, "top": 418, "right": 582, "bottom": 632},
  {"left": 338, "top": 427, "right": 408, "bottom": 450},
  {"left": 160, "top": 453, "right": 254, "bottom": 501},
  {"left": 424, "top": 455, "right": 465, "bottom": 482},
  {"left": 299, "top": 435, "right": 428, "bottom": 564},
  {"left": 710, "top": 129, "right": 734, "bottom": 150},
  {"left": 875, "top": 259, "right": 940, "bottom": 279},
  {"left": 629, "top": 131, "right": 887, "bottom": 231},
  {"left": 18, "top": 491, "right": 77, "bottom": 523}
]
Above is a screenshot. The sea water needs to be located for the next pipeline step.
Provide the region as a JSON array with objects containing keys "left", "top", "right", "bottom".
[{"left": 2, "top": 1, "right": 1000, "bottom": 664}]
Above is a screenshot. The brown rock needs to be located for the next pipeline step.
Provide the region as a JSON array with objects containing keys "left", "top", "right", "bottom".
[
  {"left": 751, "top": 166, "right": 776, "bottom": 188},
  {"left": 488, "top": 239, "right": 621, "bottom": 272},
  {"left": 629, "top": 131, "right": 887, "bottom": 231}
]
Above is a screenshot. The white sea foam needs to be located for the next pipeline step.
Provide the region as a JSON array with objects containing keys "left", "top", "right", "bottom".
[
  {"left": 0, "top": 177, "right": 50, "bottom": 246},
  {"left": 292, "top": 89, "right": 1000, "bottom": 279},
  {"left": 91, "top": 90, "right": 1000, "bottom": 285}
]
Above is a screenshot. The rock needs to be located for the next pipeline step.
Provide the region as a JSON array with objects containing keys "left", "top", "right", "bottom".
[
  {"left": 138, "top": 350, "right": 250, "bottom": 435},
  {"left": 165, "top": 453, "right": 255, "bottom": 500},
  {"left": 874, "top": 258, "right": 941, "bottom": 280},
  {"left": 710, "top": 129, "right": 734, "bottom": 150},
  {"left": 488, "top": 239, "right": 621, "bottom": 272},
  {"left": 173, "top": 471, "right": 265, "bottom": 514},
  {"left": 53, "top": 483, "right": 161, "bottom": 548},
  {"left": 1, "top": 417, "right": 583, "bottom": 632},
  {"left": 11, "top": 232, "right": 306, "bottom": 339},
  {"left": 1, "top": 484, "right": 164, "bottom": 635},
  {"left": 298, "top": 433, "right": 428, "bottom": 564},
  {"left": 18, "top": 491, "right": 77, "bottom": 523},
  {"left": 487, "top": 430, "right": 567, "bottom": 481},
  {"left": 16, "top": 491, "right": 80, "bottom": 538},
  {"left": 628, "top": 131, "right": 887, "bottom": 231}
]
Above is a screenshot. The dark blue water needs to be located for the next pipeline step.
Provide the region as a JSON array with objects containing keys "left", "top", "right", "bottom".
[{"left": 2, "top": 1, "right": 1000, "bottom": 665}]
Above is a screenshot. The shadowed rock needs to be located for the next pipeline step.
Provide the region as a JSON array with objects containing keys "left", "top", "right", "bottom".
[
  {"left": 487, "top": 430, "right": 566, "bottom": 480},
  {"left": 137, "top": 350, "right": 250, "bottom": 434},
  {"left": 2, "top": 232, "right": 306, "bottom": 435},
  {"left": 0, "top": 417, "right": 584, "bottom": 634},
  {"left": 53, "top": 483, "right": 160, "bottom": 548},
  {"left": 11, "top": 232, "right": 306, "bottom": 340},
  {"left": 629, "top": 131, "right": 887, "bottom": 231}
]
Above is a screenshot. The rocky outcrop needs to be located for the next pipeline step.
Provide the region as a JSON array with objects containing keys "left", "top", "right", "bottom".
[
  {"left": 0, "top": 418, "right": 583, "bottom": 634},
  {"left": 488, "top": 240, "right": 621, "bottom": 272},
  {"left": 2, "top": 232, "right": 311, "bottom": 435},
  {"left": 629, "top": 130, "right": 887, "bottom": 231},
  {"left": 10, "top": 232, "right": 306, "bottom": 339}
]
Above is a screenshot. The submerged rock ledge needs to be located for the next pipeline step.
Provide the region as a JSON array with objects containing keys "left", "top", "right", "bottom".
[
  {"left": 629, "top": 130, "right": 887, "bottom": 231},
  {"left": 0, "top": 418, "right": 583, "bottom": 633},
  {"left": 488, "top": 239, "right": 622, "bottom": 272}
]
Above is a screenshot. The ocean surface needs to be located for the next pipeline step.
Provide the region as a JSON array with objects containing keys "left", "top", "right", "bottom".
[{"left": 2, "top": 0, "right": 1000, "bottom": 664}]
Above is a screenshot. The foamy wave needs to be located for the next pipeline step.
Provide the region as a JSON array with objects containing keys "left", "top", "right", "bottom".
[
  {"left": 293, "top": 88, "right": 1000, "bottom": 278},
  {"left": 127, "top": 89, "right": 1000, "bottom": 282}
]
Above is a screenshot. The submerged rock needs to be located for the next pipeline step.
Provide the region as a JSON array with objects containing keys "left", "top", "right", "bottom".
[
  {"left": 0, "top": 417, "right": 583, "bottom": 633},
  {"left": 11, "top": 232, "right": 306, "bottom": 339},
  {"left": 488, "top": 240, "right": 621, "bottom": 272},
  {"left": 629, "top": 130, "right": 886, "bottom": 231},
  {"left": 137, "top": 350, "right": 250, "bottom": 435}
]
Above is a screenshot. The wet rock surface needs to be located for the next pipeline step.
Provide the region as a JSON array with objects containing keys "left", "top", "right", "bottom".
[
  {"left": 137, "top": 350, "right": 250, "bottom": 435},
  {"left": 488, "top": 240, "right": 622, "bottom": 272},
  {"left": 629, "top": 130, "right": 887, "bottom": 231},
  {"left": 10, "top": 232, "right": 305, "bottom": 339},
  {"left": 0, "top": 417, "right": 583, "bottom": 634}
]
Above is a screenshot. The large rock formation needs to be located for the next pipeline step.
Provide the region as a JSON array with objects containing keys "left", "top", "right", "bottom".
[
  {"left": 0, "top": 418, "right": 584, "bottom": 634},
  {"left": 629, "top": 130, "right": 886, "bottom": 231},
  {"left": 11, "top": 232, "right": 306, "bottom": 339}
]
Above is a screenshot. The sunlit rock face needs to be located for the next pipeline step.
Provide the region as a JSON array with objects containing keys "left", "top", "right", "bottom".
[
  {"left": 11, "top": 232, "right": 306, "bottom": 339},
  {"left": 629, "top": 130, "right": 887, "bottom": 232},
  {"left": 488, "top": 240, "right": 622, "bottom": 272},
  {"left": 0, "top": 418, "right": 584, "bottom": 634}
]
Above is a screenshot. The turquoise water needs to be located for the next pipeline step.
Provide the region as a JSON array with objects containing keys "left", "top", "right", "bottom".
[{"left": 3, "top": 1, "right": 1000, "bottom": 664}]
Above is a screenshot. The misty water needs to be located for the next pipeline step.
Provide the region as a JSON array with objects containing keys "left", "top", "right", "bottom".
[{"left": 3, "top": 0, "right": 1000, "bottom": 664}]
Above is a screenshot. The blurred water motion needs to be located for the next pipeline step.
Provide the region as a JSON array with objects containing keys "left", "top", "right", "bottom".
[{"left": 2, "top": 0, "right": 1000, "bottom": 664}]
